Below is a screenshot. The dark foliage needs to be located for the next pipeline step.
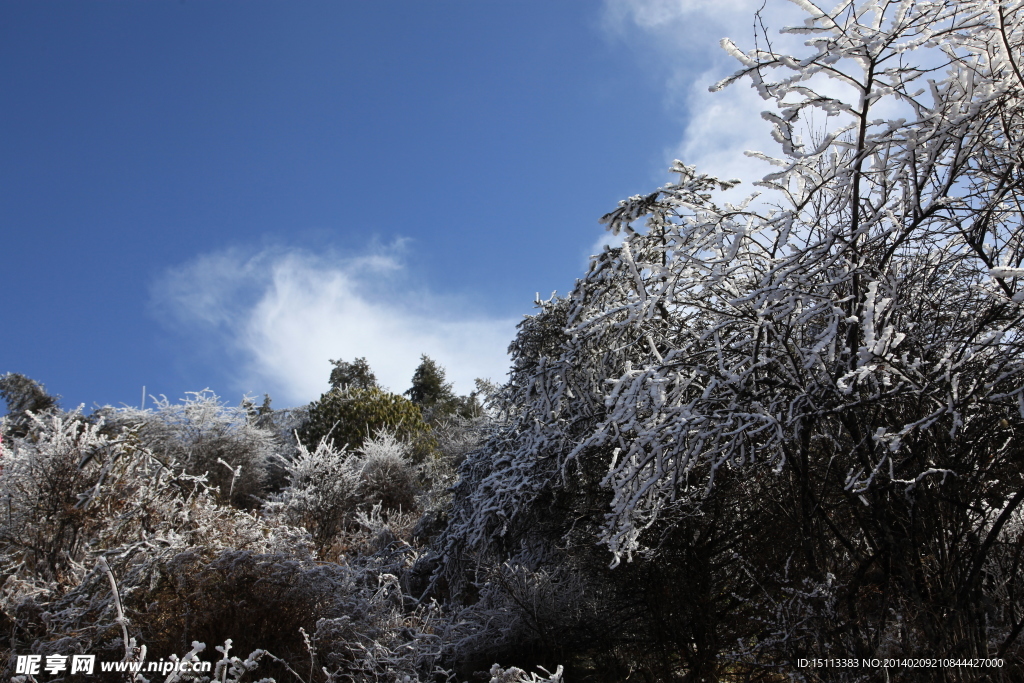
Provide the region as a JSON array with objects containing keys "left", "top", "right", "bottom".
[
  {"left": 298, "top": 386, "right": 435, "bottom": 460},
  {"left": 0, "top": 372, "right": 60, "bottom": 437},
  {"left": 329, "top": 357, "right": 378, "bottom": 391}
]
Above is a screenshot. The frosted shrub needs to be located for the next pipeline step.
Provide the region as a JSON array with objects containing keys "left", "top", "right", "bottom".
[
  {"left": 273, "top": 437, "right": 363, "bottom": 553},
  {"left": 111, "top": 390, "right": 281, "bottom": 508},
  {"left": 0, "top": 411, "right": 108, "bottom": 585},
  {"left": 447, "top": 559, "right": 598, "bottom": 671},
  {"left": 156, "top": 551, "right": 451, "bottom": 683},
  {"left": 0, "top": 408, "right": 311, "bottom": 677},
  {"left": 1, "top": 403, "right": 451, "bottom": 683},
  {"left": 488, "top": 664, "right": 563, "bottom": 683},
  {"left": 127, "top": 550, "right": 389, "bottom": 680},
  {"left": 272, "top": 430, "right": 422, "bottom": 556},
  {"left": 356, "top": 431, "right": 419, "bottom": 514}
]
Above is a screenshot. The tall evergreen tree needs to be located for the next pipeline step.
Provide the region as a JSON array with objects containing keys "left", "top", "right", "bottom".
[
  {"left": 405, "top": 355, "right": 457, "bottom": 415},
  {"left": 328, "top": 357, "right": 377, "bottom": 391}
]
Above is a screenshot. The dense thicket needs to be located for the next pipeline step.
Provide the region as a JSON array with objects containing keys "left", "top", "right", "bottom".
[
  {"left": 0, "top": 363, "right": 497, "bottom": 682},
  {"left": 440, "top": 0, "right": 1024, "bottom": 680}
]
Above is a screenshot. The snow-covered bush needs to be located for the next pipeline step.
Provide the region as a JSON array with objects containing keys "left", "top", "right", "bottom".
[
  {"left": 488, "top": 663, "right": 563, "bottom": 683},
  {"left": 109, "top": 390, "right": 281, "bottom": 508},
  {"left": 272, "top": 437, "right": 363, "bottom": 553},
  {"left": 271, "top": 431, "right": 422, "bottom": 557},
  {"left": 445, "top": 558, "right": 598, "bottom": 674},
  {"left": 0, "top": 411, "right": 107, "bottom": 585},
  {"left": 357, "top": 431, "right": 419, "bottom": 514},
  {"left": 0, "top": 407, "right": 311, "bottom": 677},
  {"left": 125, "top": 549, "right": 447, "bottom": 683},
  {"left": 0, "top": 405, "right": 453, "bottom": 682}
]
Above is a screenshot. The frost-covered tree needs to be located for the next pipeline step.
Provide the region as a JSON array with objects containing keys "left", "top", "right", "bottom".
[{"left": 444, "top": 0, "right": 1024, "bottom": 675}]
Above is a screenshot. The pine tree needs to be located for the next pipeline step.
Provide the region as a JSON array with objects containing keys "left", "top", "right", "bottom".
[
  {"left": 328, "top": 357, "right": 378, "bottom": 391},
  {"left": 405, "top": 355, "right": 457, "bottom": 417}
]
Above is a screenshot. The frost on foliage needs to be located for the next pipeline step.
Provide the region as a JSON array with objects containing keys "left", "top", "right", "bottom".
[
  {"left": 269, "top": 430, "right": 421, "bottom": 555},
  {"left": 1, "top": 408, "right": 448, "bottom": 682},
  {"left": 108, "top": 390, "right": 282, "bottom": 508},
  {"left": 443, "top": 555, "right": 604, "bottom": 668},
  {"left": 489, "top": 663, "right": 564, "bottom": 683},
  {"left": 271, "top": 436, "right": 364, "bottom": 552},
  {"left": 441, "top": 297, "right": 579, "bottom": 577},
  {"left": 0, "top": 408, "right": 311, "bottom": 673},
  {"left": 356, "top": 431, "right": 420, "bottom": 514},
  {"left": 443, "top": 0, "right": 1024, "bottom": 568}
]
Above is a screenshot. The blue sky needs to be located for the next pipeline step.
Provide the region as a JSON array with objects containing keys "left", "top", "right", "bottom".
[{"left": 2, "top": 0, "right": 798, "bottom": 411}]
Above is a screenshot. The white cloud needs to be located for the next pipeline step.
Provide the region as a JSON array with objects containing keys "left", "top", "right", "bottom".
[
  {"left": 602, "top": 0, "right": 753, "bottom": 36},
  {"left": 601, "top": 0, "right": 812, "bottom": 188},
  {"left": 152, "top": 242, "right": 518, "bottom": 406}
]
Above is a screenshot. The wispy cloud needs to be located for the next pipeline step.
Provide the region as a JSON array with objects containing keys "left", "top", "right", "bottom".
[
  {"left": 601, "top": 0, "right": 809, "bottom": 187},
  {"left": 152, "top": 242, "right": 518, "bottom": 405}
]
